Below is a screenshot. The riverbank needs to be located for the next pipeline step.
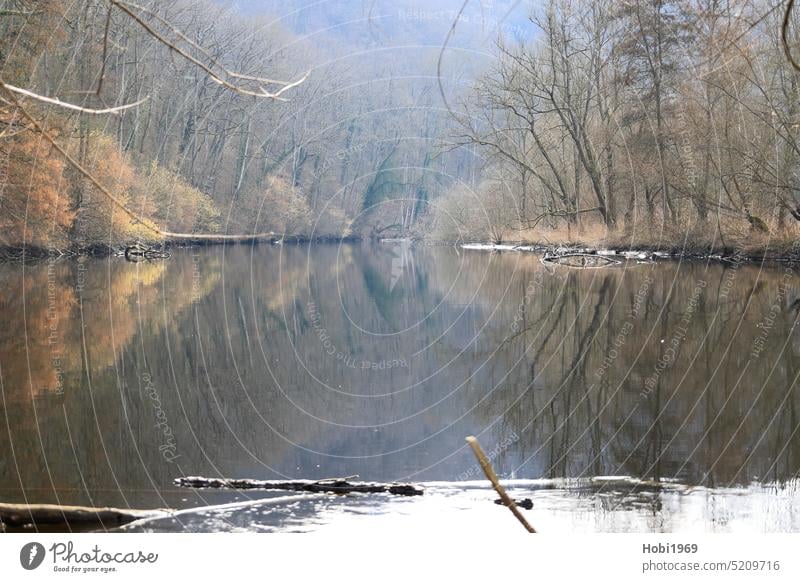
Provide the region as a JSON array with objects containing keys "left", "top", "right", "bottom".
[
  {"left": 4, "top": 233, "right": 800, "bottom": 265},
  {"left": 457, "top": 240, "right": 800, "bottom": 266},
  {"left": 0, "top": 234, "right": 363, "bottom": 262},
  {"left": 427, "top": 215, "right": 800, "bottom": 265}
]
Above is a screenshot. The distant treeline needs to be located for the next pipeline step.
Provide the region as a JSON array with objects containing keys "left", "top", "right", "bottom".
[{"left": 433, "top": 0, "right": 800, "bottom": 251}]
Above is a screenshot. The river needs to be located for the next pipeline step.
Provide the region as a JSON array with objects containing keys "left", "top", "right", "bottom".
[{"left": 1, "top": 242, "right": 799, "bottom": 532}]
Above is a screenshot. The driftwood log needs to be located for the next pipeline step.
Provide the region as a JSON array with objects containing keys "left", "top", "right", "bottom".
[
  {"left": 0, "top": 502, "right": 166, "bottom": 531},
  {"left": 175, "top": 476, "right": 424, "bottom": 496}
]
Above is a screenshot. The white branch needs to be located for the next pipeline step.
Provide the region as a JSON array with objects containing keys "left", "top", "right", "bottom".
[{"left": 2, "top": 83, "right": 148, "bottom": 115}]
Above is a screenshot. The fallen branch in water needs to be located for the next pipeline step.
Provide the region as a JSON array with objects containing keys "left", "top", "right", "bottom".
[
  {"left": 466, "top": 436, "right": 536, "bottom": 532},
  {"left": 175, "top": 476, "right": 424, "bottom": 496},
  {"left": 0, "top": 502, "right": 165, "bottom": 531}
]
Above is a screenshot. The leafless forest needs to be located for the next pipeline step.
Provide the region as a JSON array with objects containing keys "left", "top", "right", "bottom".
[{"left": 2, "top": 0, "right": 800, "bottom": 254}]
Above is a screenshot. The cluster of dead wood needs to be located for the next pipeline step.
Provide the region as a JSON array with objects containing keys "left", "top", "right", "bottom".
[{"left": 1, "top": 437, "right": 536, "bottom": 532}]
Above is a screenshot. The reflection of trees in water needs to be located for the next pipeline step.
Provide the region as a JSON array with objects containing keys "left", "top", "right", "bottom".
[
  {"left": 0, "top": 253, "right": 221, "bottom": 507},
  {"left": 461, "top": 256, "right": 800, "bottom": 487},
  {"left": 2, "top": 246, "right": 800, "bottom": 512}
]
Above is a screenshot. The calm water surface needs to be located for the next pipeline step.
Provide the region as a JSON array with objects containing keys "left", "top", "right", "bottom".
[{"left": 2, "top": 242, "right": 800, "bottom": 532}]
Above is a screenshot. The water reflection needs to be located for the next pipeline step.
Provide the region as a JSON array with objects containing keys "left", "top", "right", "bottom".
[{"left": 1, "top": 243, "right": 799, "bottom": 531}]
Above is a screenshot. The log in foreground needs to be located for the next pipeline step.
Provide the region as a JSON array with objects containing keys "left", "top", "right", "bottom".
[
  {"left": 0, "top": 502, "right": 166, "bottom": 530},
  {"left": 175, "top": 476, "right": 424, "bottom": 496}
]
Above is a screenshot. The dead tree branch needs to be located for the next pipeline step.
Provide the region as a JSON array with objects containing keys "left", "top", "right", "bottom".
[
  {"left": 466, "top": 436, "right": 536, "bottom": 532},
  {"left": 109, "top": 0, "right": 308, "bottom": 100}
]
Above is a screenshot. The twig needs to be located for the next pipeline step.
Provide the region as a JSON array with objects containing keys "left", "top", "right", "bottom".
[
  {"left": 465, "top": 436, "right": 536, "bottom": 532},
  {"left": 519, "top": 206, "right": 602, "bottom": 232}
]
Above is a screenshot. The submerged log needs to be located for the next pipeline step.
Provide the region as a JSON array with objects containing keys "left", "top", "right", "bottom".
[
  {"left": 0, "top": 502, "right": 166, "bottom": 530},
  {"left": 175, "top": 476, "right": 424, "bottom": 496}
]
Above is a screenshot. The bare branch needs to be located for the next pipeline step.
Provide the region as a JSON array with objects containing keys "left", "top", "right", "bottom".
[
  {"left": 119, "top": 1, "right": 301, "bottom": 87},
  {"left": 109, "top": 0, "right": 308, "bottom": 100},
  {"left": 784, "top": 0, "right": 800, "bottom": 72},
  {"left": 2, "top": 82, "right": 148, "bottom": 115}
]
